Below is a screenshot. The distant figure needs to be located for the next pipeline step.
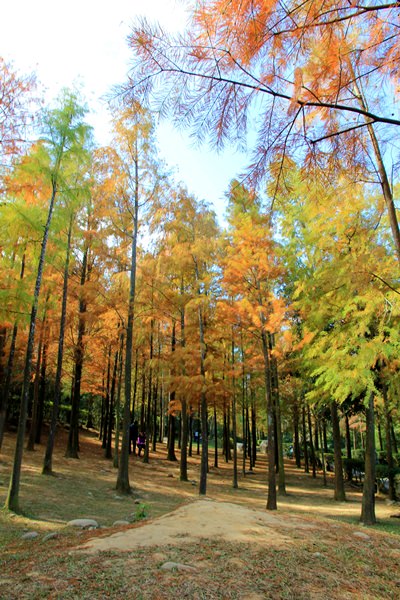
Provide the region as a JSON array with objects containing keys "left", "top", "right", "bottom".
[
  {"left": 129, "top": 420, "right": 139, "bottom": 455},
  {"left": 137, "top": 431, "right": 146, "bottom": 457}
]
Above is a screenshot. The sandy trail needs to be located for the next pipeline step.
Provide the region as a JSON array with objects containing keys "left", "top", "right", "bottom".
[{"left": 79, "top": 499, "right": 315, "bottom": 553}]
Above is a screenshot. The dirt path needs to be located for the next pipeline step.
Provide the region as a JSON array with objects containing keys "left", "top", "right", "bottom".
[{"left": 80, "top": 498, "right": 316, "bottom": 553}]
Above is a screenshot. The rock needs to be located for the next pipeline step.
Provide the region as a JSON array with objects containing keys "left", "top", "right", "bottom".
[
  {"left": 258, "top": 440, "right": 268, "bottom": 454},
  {"left": 113, "top": 520, "right": 130, "bottom": 526},
  {"left": 21, "top": 531, "right": 39, "bottom": 540},
  {"left": 191, "top": 480, "right": 197, "bottom": 486},
  {"left": 160, "top": 561, "right": 197, "bottom": 572},
  {"left": 167, "top": 473, "right": 174, "bottom": 478},
  {"left": 353, "top": 531, "right": 371, "bottom": 541},
  {"left": 42, "top": 532, "right": 60, "bottom": 542},
  {"left": 67, "top": 518, "right": 99, "bottom": 529},
  {"left": 113, "top": 495, "right": 123, "bottom": 500},
  {"left": 312, "top": 552, "right": 323, "bottom": 557},
  {"left": 134, "top": 499, "right": 142, "bottom": 504}
]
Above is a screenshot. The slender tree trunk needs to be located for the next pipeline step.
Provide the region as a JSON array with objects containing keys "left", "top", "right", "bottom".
[
  {"left": 382, "top": 383, "right": 396, "bottom": 501},
  {"left": 26, "top": 320, "right": 45, "bottom": 451},
  {"left": 307, "top": 406, "right": 316, "bottom": 479},
  {"left": 377, "top": 417, "right": 384, "bottom": 452},
  {"left": 6, "top": 179, "right": 59, "bottom": 512},
  {"left": 131, "top": 349, "right": 139, "bottom": 422},
  {"left": 66, "top": 245, "right": 89, "bottom": 459},
  {"left": 293, "top": 398, "right": 301, "bottom": 468},
  {"left": 197, "top": 288, "right": 208, "bottom": 496},
  {"left": 0, "top": 323, "right": 18, "bottom": 451},
  {"left": 361, "top": 392, "right": 376, "bottom": 525},
  {"left": 231, "top": 340, "right": 238, "bottom": 489},
  {"left": 167, "top": 322, "right": 177, "bottom": 462},
  {"left": 116, "top": 148, "right": 139, "bottom": 495},
  {"left": 323, "top": 418, "right": 328, "bottom": 453},
  {"left": 102, "top": 346, "right": 112, "bottom": 451},
  {"left": 99, "top": 370, "right": 105, "bottom": 442},
  {"left": 0, "top": 254, "right": 26, "bottom": 452},
  {"left": 302, "top": 404, "right": 309, "bottom": 473},
  {"left": 222, "top": 407, "right": 228, "bottom": 462},
  {"left": 152, "top": 382, "right": 158, "bottom": 453},
  {"left": 113, "top": 333, "right": 124, "bottom": 469},
  {"left": 143, "top": 321, "right": 154, "bottom": 465},
  {"left": 167, "top": 414, "right": 177, "bottom": 461},
  {"left": 35, "top": 334, "right": 48, "bottom": 445},
  {"left": 345, "top": 414, "right": 353, "bottom": 481},
  {"left": 106, "top": 348, "right": 119, "bottom": 460},
  {"left": 318, "top": 418, "right": 328, "bottom": 487},
  {"left": 260, "top": 329, "right": 276, "bottom": 510},
  {"left": 251, "top": 396, "right": 257, "bottom": 467},
  {"left": 189, "top": 412, "right": 193, "bottom": 457},
  {"left": 331, "top": 401, "right": 346, "bottom": 502},
  {"left": 270, "top": 334, "right": 286, "bottom": 494},
  {"left": 391, "top": 418, "right": 398, "bottom": 454},
  {"left": 199, "top": 390, "right": 208, "bottom": 495},
  {"left": 246, "top": 405, "right": 253, "bottom": 471},
  {"left": 213, "top": 402, "right": 218, "bottom": 468}
]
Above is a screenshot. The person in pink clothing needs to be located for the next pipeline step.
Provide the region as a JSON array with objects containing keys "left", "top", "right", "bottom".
[{"left": 137, "top": 431, "right": 146, "bottom": 456}]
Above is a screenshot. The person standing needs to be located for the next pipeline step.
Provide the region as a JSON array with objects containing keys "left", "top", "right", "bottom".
[{"left": 129, "top": 420, "right": 139, "bottom": 455}]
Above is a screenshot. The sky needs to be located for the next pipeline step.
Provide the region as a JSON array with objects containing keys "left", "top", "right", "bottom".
[{"left": 1, "top": 0, "right": 248, "bottom": 223}]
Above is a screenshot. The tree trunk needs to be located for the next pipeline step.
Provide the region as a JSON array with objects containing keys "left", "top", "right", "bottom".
[
  {"left": 0, "top": 254, "right": 25, "bottom": 452},
  {"left": 197, "top": 283, "right": 208, "bottom": 496},
  {"left": 35, "top": 335, "right": 48, "bottom": 445},
  {"left": 113, "top": 332, "right": 124, "bottom": 469},
  {"left": 318, "top": 418, "right": 328, "bottom": 487},
  {"left": 26, "top": 320, "right": 45, "bottom": 451},
  {"left": 345, "top": 414, "right": 353, "bottom": 481},
  {"left": 302, "top": 404, "right": 309, "bottom": 473},
  {"left": 102, "top": 346, "right": 112, "bottom": 451},
  {"left": 361, "top": 392, "right": 376, "bottom": 525},
  {"left": 167, "top": 414, "right": 177, "bottom": 461},
  {"left": 251, "top": 397, "right": 257, "bottom": 467},
  {"left": 261, "top": 329, "right": 276, "bottom": 511},
  {"left": 390, "top": 417, "right": 398, "bottom": 454},
  {"left": 66, "top": 245, "right": 89, "bottom": 459},
  {"left": 270, "top": 334, "right": 286, "bottom": 494},
  {"left": 5, "top": 178, "right": 59, "bottom": 512},
  {"left": 106, "top": 348, "right": 119, "bottom": 460},
  {"left": 152, "top": 382, "right": 158, "bottom": 453},
  {"left": 213, "top": 401, "right": 218, "bottom": 469},
  {"left": 116, "top": 146, "right": 140, "bottom": 495},
  {"left": 179, "top": 305, "right": 188, "bottom": 481},
  {"left": 199, "top": 391, "right": 208, "bottom": 495},
  {"left": 231, "top": 339, "right": 238, "bottom": 489},
  {"left": 331, "top": 401, "right": 346, "bottom": 502},
  {"left": 293, "top": 398, "right": 301, "bottom": 468},
  {"left": 307, "top": 406, "right": 317, "bottom": 479},
  {"left": 382, "top": 383, "right": 396, "bottom": 501}
]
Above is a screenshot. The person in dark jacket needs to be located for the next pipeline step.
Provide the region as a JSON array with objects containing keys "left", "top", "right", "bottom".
[{"left": 129, "top": 420, "right": 139, "bottom": 455}]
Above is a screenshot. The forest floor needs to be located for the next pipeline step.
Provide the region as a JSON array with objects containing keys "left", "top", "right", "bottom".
[{"left": 0, "top": 428, "right": 400, "bottom": 599}]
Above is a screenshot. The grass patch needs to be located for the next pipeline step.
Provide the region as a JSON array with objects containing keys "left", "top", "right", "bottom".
[{"left": 1, "top": 427, "right": 400, "bottom": 599}]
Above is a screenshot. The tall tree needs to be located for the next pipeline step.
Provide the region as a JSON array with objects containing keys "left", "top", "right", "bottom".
[
  {"left": 5, "top": 91, "right": 91, "bottom": 512},
  {"left": 111, "top": 103, "right": 162, "bottom": 494}
]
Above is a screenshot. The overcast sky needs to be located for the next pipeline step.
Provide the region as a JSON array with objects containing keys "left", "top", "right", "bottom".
[{"left": 1, "top": 0, "right": 247, "bottom": 222}]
